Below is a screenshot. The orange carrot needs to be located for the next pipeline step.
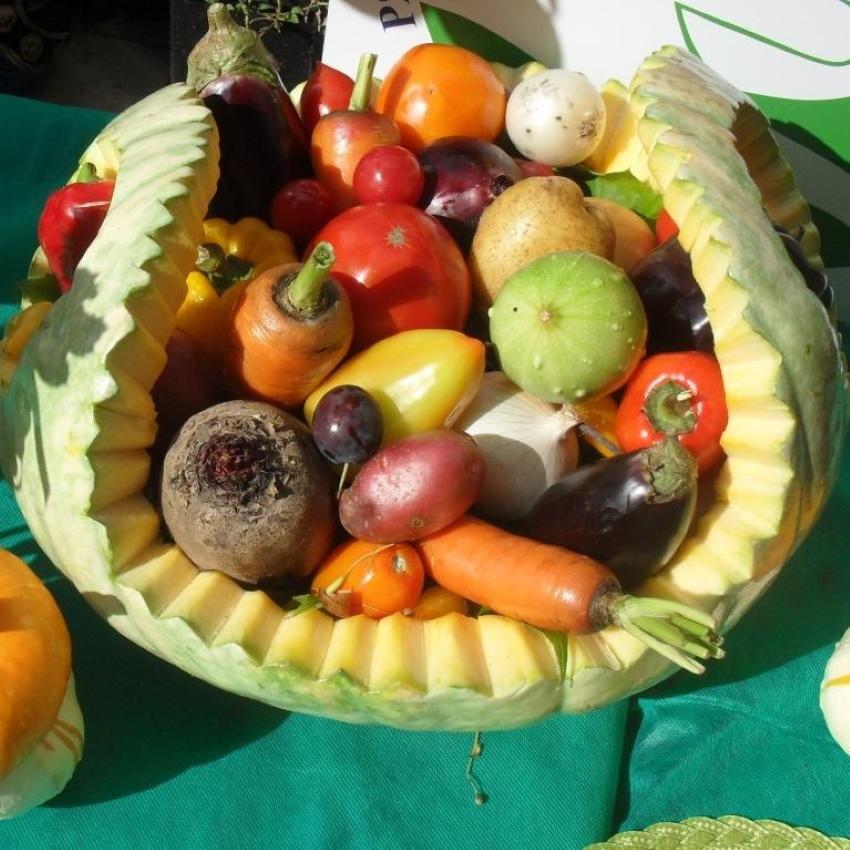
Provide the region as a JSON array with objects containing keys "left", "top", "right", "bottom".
[
  {"left": 311, "top": 53, "right": 400, "bottom": 210},
  {"left": 226, "top": 241, "right": 353, "bottom": 407},
  {"left": 417, "top": 515, "right": 724, "bottom": 673}
]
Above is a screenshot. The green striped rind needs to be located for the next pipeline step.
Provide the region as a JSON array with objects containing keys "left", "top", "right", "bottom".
[
  {"left": 561, "top": 47, "right": 847, "bottom": 712},
  {"left": 586, "top": 815, "right": 850, "bottom": 848}
]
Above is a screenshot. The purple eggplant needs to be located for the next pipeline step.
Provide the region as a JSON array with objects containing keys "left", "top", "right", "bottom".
[
  {"left": 633, "top": 226, "right": 832, "bottom": 356},
  {"left": 630, "top": 237, "right": 714, "bottom": 355},
  {"left": 773, "top": 224, "right": 834, "bottom": 313},
  {"left": 522, "top": 437, "right": 697, "bottom": 589},
  {"left": 187, "top": 4, "right": 310, "bottom": 222},
  {"left": 418, "top": 137, "right": 524, "bottom": 250}
]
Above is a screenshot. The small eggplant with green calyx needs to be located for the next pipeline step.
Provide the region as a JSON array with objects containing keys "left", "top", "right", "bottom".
[
  {"left": 522, "top": 436, "right": 697, "bottom": 589},
  {"left": 187, "top": 3, "right": 310, "bottom": 222}
]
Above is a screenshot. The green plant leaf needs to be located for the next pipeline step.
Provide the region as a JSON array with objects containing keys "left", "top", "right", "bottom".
[
  {"left": 585, "top": 815, "right": 850, "bottom": 849},
  {"left": 541, "top": 630, "right": 569, "bottom": 680},
  {"left": 283, "top": 593, "right": 322, "bottom": 618},
  {"left": 586, "top": 171, "right": 664, "bottom": 222}
]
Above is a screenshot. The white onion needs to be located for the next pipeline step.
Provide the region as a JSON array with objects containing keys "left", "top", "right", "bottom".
[
  {"left": 505, "top": 69, "right": 605, "bottom": 167},
  {"left": 821, "top": 627, "right": 850, "bottom": 754},
  {"left": 456, "top": 372, "right": 579, "bottom": 521}
]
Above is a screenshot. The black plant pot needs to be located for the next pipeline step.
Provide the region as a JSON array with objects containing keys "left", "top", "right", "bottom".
[{"left": 169, "top": 0, "right": 324, "bottom": 90}]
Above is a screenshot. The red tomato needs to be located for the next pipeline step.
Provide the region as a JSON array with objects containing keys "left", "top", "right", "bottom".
[
  {"left": 300, "top": 62, "right": 355, "bottom": 136},
  {"left": 312, "top": 111, "right": 401, "bottom": 211},
  {"left": 615, "top": 351, "right": 728, "bottom": 473},
  {"left": 311, "top": 539, "right": 425, "bottom": 619},
  {"left": 309, "top": 203, "right": 471, "bottom": 351},
  {"left": 269, "top": 178, "right": 337, "bottom": 248},
  {"left": 353, "top": 145, "right": 425, "bottom": 206},
  {"left": 655, "top": 209, "right": 679, "bottom": 244}
]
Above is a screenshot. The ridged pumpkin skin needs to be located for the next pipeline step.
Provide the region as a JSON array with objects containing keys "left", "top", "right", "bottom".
[
  {"left": 0, "top": 53, "right": 846, "bottom": 731},
  {"left": 0, "top": 551, "right": 83, "bottom": 818}
]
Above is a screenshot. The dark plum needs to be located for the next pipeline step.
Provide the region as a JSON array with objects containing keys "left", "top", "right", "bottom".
[
  {"left": 311, "top": 385, "right": 383, "bottom": 465},
  {"left": 630, "top": 237, "right": 714, "bottom": 355},
  {"left": 418, "top": 137, "right": 524, "bottom": 251}
]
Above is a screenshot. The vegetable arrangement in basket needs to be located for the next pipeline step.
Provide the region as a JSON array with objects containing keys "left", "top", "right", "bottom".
[{"left": 0, "top": 1, "right": 845, "bottom": 741}]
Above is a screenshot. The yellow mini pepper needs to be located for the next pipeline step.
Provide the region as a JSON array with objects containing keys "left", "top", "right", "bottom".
[
  {"left": 0, "top": 301, "right": 52, "bottom": 390},
  {"left": 304, "top": 328, "right": 486, "bottom": 447},
  {"left": 175, "top": 217, "right": 297, "bottom": 362}
]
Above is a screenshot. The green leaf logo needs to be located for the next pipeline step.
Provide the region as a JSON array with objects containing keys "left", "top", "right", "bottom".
[{"left": 675, "top": 2, "right": 850, "bottom": 100}]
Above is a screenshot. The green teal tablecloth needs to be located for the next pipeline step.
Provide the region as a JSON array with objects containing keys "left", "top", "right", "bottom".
[{"left": 0, "top": 93, "right": 848, "bottom": 850}]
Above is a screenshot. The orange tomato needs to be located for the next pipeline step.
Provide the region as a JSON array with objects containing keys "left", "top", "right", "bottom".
[
  {"left": 311, "top": 539, "right": 425, "bottom": 619},
  {"left": 375, "top": 44, "right": 506, "bottom": 153},
  {"left": 571, "top": 395, "right": 621, "bottom": 457},
  {"left": 412, "top": 585, "right": 469, "bottom": 619}
]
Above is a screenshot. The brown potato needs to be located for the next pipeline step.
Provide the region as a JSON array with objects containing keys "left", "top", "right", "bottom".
[
  {"left": 339, "top": 430, "right": 485, "bottom": 543},
  {"left": 469, "top": 176, "right": 615, "bottom": 311}
]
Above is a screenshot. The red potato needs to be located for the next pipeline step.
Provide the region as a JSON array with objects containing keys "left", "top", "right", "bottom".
[{"left": 339, "top": 430, "right": 485, "bottom": 543}]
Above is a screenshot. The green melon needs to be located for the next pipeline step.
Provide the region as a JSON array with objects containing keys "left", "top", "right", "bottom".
[{"left": 0, "top": 50, "right": 845, "bottom": 731}]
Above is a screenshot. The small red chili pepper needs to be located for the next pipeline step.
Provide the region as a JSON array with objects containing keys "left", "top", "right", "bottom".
[
  {"left": 655, "top": 208, "right": 679, "bottom": 245},
  {"left": 37, "top": 166, "right": 114, "bottom": 293},
  {"left": 614, "top": 351, "right": 729, "bottom": 473}
]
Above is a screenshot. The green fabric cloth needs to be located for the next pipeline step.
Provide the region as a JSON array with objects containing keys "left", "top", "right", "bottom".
[
  {"left": 618, "top": 437, "right": 850, "bottom": 838},
  {"left": 0, "top": 93, "right": 626, "bottom": 850},
  {"left": 0, "top": 92, "right": 848, "bottom": 849}
]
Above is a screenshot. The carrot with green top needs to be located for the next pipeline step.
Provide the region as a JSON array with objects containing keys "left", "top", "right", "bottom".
[
  {"left": 226, "top": 241, "right": 353, "bottom": 407},
  {"left": 417, "top": 515, "right": 724, "bottom": 674}
]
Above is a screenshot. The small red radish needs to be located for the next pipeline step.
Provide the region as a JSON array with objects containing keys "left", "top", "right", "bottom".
[{"left": 339, "top": 430, "right": 485, "bottom": 543}]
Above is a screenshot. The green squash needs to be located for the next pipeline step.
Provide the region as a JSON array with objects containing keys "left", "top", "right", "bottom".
[{"left": 0, "top": 50, "right": 845, "bottom": 731}]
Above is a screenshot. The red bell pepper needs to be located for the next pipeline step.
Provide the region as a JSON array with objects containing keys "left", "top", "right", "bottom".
[
  {"left": 37, "top": 169, "right": 114, "bottom": 293},
  {"left": 615, "top": 351, "right": 729, "bottom": 473}
]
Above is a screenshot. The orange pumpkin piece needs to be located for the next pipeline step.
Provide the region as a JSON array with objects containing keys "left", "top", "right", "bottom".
[{"left": 0, "top": 550, "right": 71, "bottom": 779}]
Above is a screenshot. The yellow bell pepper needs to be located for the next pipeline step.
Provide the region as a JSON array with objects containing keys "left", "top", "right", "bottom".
[
  {"left": 304, "top": 329, "right": 486, "bottom": 447},
  {"left": 0, "top": 301, "right": 52, "bottom": 389},
  {"left": 175, "top": 217, "right": 297, "bottom": 361}
]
